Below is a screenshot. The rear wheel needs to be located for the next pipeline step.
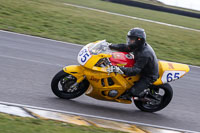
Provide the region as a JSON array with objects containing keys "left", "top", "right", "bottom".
[
  {"left": 134, "top": 83, "right": 173, "bottom": 112},
  {"left": 51, "top": 70, "right": 89, "bottom": 99}
]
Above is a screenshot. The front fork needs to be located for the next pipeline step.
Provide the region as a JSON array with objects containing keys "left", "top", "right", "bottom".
[
  {"left": 69, "top": 75, "right": 86, "bottom": 89},
  {"left": 63, "top": 65, "right": 86, "bottom": 88}
]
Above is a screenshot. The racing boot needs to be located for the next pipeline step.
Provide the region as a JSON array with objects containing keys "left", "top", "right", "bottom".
[
  {"left": 119, "top": 87, "right": 150, "bottom": 101},
  {"left": 119, "top": 90, "right": 133, "bottom": 101},
  {"left": 128, "top": 87, "right": 151, "bottom": 101}
]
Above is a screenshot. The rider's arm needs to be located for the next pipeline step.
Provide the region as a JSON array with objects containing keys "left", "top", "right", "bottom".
[
  {"left": 109, "top": 44, "right": 131, "bottom": 52},
  {"left": 120, "top": 56, "right": 149, "bottom": 76}
]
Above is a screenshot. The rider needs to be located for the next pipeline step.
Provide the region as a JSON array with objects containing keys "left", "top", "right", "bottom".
[{"left": 109, "top": 27, "right": 159, "bottom": 100}]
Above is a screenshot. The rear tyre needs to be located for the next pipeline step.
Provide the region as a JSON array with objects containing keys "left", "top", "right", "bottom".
[
  {"left": 51, "top": 70, "right": 89, "bottom": 99},
  {"left": 134, "top": 83, "right": 173, "bottom": 112}
]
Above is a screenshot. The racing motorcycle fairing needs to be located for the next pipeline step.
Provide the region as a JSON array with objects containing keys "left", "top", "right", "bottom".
[
  {"left": 63, "top": 65, "right": 85, "bottom": 83},
  {"left": 62, "top": 40, "right": 189, "bottom": 104}
]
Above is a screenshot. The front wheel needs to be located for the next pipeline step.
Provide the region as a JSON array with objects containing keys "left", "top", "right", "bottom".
[
  {"left": 51, "top": 70, "right": 89, "bottom": 99},
  {"left": 134, "top": 83, "right": 173, "bottom": 112}
]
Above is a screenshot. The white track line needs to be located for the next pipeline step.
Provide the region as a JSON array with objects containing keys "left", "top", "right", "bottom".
[
  {"left": 0, "top": 101, "right": 198, "bottom": 133},
  {"left": 0, "top": 30, "right": 82, "bottom": 47},
  {"left": 0, "top": 30, "right": 199, "bottom": 69},
  {"left": 64, "top": 3, "right": 200, "bottom": 32}
]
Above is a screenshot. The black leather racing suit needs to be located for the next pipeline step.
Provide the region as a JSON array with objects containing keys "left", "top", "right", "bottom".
[{"left": 109, "top": 43, "right": 159, "bottom": 97}]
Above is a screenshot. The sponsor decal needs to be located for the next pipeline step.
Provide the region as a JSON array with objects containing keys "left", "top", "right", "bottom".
[
  {"left": 125, "top": 54, "right": 133, "bottom": 59},
  {"left": 117, "top": 63, "right": 127, "bottom": 66},
  {"left": 89, "top": 76, "right": 100, "bottom": 82},
  {"left": 168, "top": 63, "right": 174, "bottom": 69}
]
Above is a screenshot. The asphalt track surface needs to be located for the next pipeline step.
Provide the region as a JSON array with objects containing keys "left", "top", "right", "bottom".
[{"left": 0, "top": 30, "right": 200, "bottom": 132}]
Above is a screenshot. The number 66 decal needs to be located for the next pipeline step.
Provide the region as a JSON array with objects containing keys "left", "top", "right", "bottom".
[{"left": 161, "top": 71, "right": 186, "bottom": 83}]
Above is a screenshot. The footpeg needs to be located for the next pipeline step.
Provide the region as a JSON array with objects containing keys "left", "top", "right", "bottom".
[{"left": 133, "top": 97, "right": 151, "bottom": 102}]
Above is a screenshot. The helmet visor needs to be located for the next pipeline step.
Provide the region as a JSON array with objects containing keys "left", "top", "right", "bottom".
[{"left": 126, "top": 36, "right": 137, "bottom": 46}]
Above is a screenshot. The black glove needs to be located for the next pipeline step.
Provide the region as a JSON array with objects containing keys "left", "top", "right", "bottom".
[
  {"left": 119, "top": 67, "right": 126, "bottom": 75},
  {"left": 108, "top": 44, "right": 114, "bottom": 49}
]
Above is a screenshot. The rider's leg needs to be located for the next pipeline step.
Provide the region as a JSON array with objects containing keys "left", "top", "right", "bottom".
[
  {"left": 121, "top": 77, "right": 156, "bottom": 101},
  {"left": 129, "top": 77, "right": 153, "bottom": 97}
]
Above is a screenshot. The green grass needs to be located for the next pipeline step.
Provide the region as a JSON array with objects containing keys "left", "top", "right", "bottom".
[
  {"left": 0, "top": 0, "right": 199, "bottom": 65},
  {"left": 0, "top": 113, "right": 124, "bottom": 133},
  {"left": 60, "top": 0, "right": 200, "bottom": 30}
]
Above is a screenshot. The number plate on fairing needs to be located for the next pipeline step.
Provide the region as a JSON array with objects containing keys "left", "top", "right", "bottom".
[
  {"left": 161, "top": 71, "right": 186, "bottom": 83},
  {"left": 77, "top": 47, "right": 92, "bottom": 65}
]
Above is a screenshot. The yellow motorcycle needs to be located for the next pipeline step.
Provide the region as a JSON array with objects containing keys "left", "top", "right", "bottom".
[{"left": 51, "top": 40, "right": 190, "bottom": 112}]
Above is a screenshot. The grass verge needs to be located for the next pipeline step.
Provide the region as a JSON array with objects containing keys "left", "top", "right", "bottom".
[
  {"left": 0, "top": 113, "right": 124, "bottom": 133},
  {"left": 0, "top": 0, "right": 199, "bottom": 65},
  {"left": 60, "top": 0, "right": 200, "bottom": 30}
]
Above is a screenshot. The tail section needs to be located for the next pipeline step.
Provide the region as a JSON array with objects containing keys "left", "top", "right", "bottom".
[{"left": 153, "top": 61, "right": 190, "bottom": 85}]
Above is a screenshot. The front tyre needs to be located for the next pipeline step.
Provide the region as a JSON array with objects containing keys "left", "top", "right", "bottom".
[
  {"left": 134, "top": 83, "right": 173, "bottom": 112},
  {"left": 51, "top": 70, "right": 89, "bottom": 99}
]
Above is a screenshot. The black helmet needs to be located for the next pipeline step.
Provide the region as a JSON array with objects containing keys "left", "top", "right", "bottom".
[{"left": 126, "top": 28, "right": 146, "bottom": 50}]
